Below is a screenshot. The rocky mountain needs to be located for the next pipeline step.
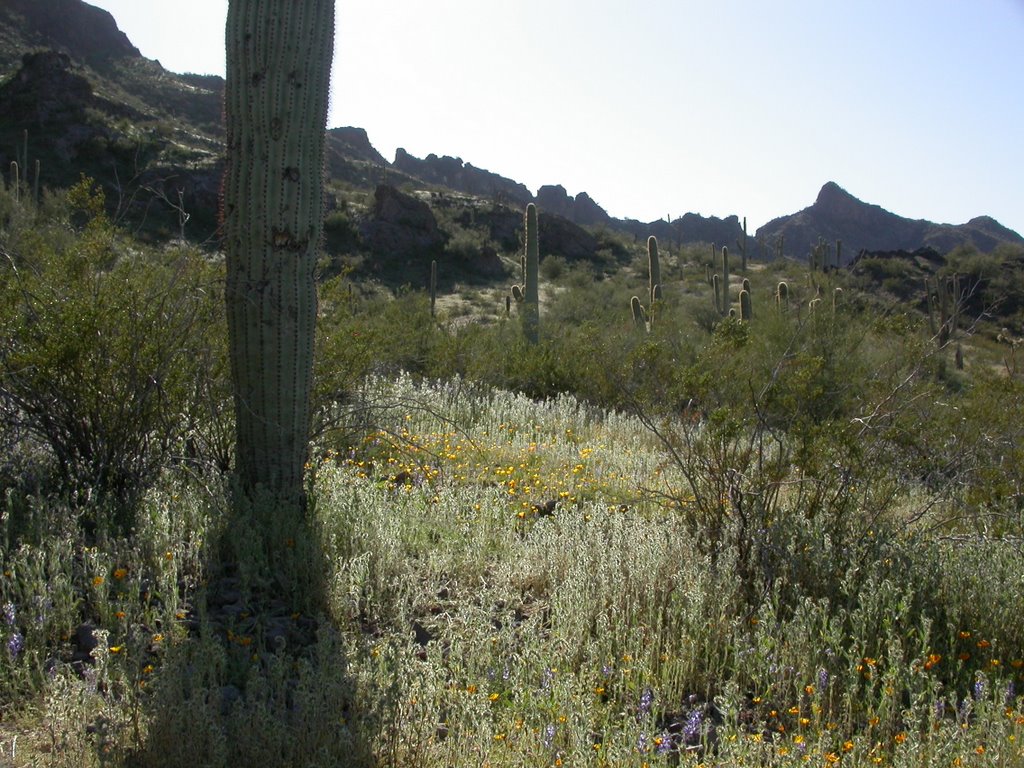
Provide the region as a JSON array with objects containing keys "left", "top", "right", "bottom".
[
  {"left": 757, "top": 182, "right": 1024, "bottom": 264},
  {"left": 1, "top": 0, "right": 1021, "bottom": 264}
]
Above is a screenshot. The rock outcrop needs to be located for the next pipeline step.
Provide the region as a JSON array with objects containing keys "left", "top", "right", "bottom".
[
  {"left": 536, "top": 185, "right": 611, "bottom": 227},
  {"left": 393, "top": 148, "right": 533, "bottom": 207},
  {"left": 360, "top": 184, "right": 447, "bottom": 260}
]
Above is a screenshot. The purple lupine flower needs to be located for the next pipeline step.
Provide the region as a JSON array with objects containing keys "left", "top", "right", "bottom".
[
  {"left": 7, "top": 632, "right": 23, "bottom": 658},
  {"left": 540, "top": 667, "right": 555, "bottom": 690},
  {"left": 636, "top": 731, "right": 649, "bottom": 752},
  {"left": 2, "top": 602, "right": 14, "bottom": 626},
  {"left": 638, "top": 687, "right": 654, "bottom": 716},
  {"left": 682, "top": 709, "right": 703, "bottom": 744},
  {"left": 1006, "top": 681, "right": 1016, "bottom": 704},
  {"left": 601, "top": 664, "right": 613, "bottom": 676},
  {"left": 974, "top": 678, "right": 986, "bottom": 700},
  {"left": 543, "top": 724, "right": 556, "bottom": 749},
  {"left": 656, "top": 732, "right": 674, "bottom": 754},
  {"left": 818, "top": 667, "right": 829, "bottom": 691}
]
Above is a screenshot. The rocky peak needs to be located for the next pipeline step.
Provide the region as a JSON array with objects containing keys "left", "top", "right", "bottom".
[
  {"left": 535, "top": 185, "right": 610, "bottom": 227},
  {"left": 328, "top": 126, "right": 386, "bottom": 166},
  {"left": 392, "top": 148, "right": 532, "bottom": 206},
  {"left": 0, "top": 0, "right": 139, "bottom": 69}
]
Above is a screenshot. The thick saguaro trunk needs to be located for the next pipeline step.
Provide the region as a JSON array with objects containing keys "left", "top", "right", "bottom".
[{"left": 223, "top": 0, "right": 334, "bottom": 504}]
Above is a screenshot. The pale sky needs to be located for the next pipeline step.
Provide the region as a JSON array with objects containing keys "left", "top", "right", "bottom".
[{"left": 88, "top": 0, "right": 1024, "bottom": 236}]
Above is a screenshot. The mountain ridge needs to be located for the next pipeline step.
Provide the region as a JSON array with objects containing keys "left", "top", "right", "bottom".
[{"left": 0, "top": 0, "right": 1021, "bottom": 259}]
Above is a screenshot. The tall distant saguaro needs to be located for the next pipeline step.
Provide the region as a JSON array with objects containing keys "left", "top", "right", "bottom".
[{"left": 223, "top": 0, "right": 334, "bottom": 504}]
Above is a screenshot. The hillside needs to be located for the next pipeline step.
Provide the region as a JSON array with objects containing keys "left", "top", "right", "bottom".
[
  {"left": 1, "top": 0, "right": 1022, "bottom": 263},
  {"left": 758, "top": 182, "right": 1024, "bottom": 264}
]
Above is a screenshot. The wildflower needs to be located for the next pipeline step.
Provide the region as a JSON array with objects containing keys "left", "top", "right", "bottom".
[
  {"left": 959, "top": 631, "right": 972, "bottom": 639},
  {"left": 959, "top": 652, "right": 971, "bottom": 661},
  {"left": 7, "top": 632, "right": 23, "bottom": 658},
  {"left": 543, "top": 724, "right": 556, "bottom": 749},
  {"left": 114, "top": 611, "right": 126, "bottom": 620},
  {"left": 894, "top": 732, "right": 907, "bottom": 745},
  {"left": 843, "top": 740, "right": 854, "bottom": 752},
  {"left": 825, "top": 752, "right": 840, "bottom": 764},
  {"left": 637, "top": 731, "right": 649, "bottom": 752},
  {"left": 541, "top": 668, "right": 555, "bottom": 690},
  {"left": 977, "top": 639, "right": 991, "bottom": 649},
  {"left": 110, "top": 645, "right": 123, "bottom": 654},
  {"left": 93, "top": 576, "right": 105, "bottom": 586},
  {"left": 113, "top": 568, "right": 128, "bottom": 580},
  {"left": 2, "top": 602, "right": 14, "bottom": 626},
  {"left": 682, "top": 709, "right": 703, "bottom": 743},
  {"left": 638, "top": 687, "right": 654, "bottom": 716},
  {"left": 655, "top": 733, "right": 673, "bottom": 754},
  {"left": 489, "top": 692, "right": 500, "bottom": 702},
  {"left": 805, "top": 685, "right": 815, "bottom": 696},
  {"left": 924, "top": 653, "right": 942, "bottom": 671},
  {"left": 974, "top": 678, "right": 985, "bottom": 699}
]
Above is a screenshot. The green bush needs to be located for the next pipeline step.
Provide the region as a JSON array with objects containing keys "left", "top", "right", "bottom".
[{"left": 0, "top": 178, "right": 227, "bottom": 533}]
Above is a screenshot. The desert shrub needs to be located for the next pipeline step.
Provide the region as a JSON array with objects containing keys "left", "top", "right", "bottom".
[{"left": 0, "top": 178, "right": 226, "bottom": 533}]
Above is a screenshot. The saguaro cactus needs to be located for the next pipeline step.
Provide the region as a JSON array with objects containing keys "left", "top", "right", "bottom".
[
  {"left": 223, "top": 0, "right": 334, "bottom": 503},
  {"left": 9, "top": 161, "right": 19, "bottom": 202},
  {"left": 648, "top": 235, "right": 662, "bottom": 305},
  {"left": 630, "top": 295, "right": 648, "bottom": 331},
  {"left": 775, "top": 281, "right": 789, "bottom": 312},
  {"left": 720, "top": 245, "right": 731, "bottom": 317},
  {"left": 631, "top": 236, "right": 661, "bottom": 330},
  {"left": 739, "top": 288, "right": 752, "bottom": 321},
  {"left": 429, "top": 259, "right": 437, "bottom": 317},
  {"left": 511, "top": 203, "right": 540, "bottom": 343},
  {"left": 737, "top": 216, "right": 748, "bottom": 272}
]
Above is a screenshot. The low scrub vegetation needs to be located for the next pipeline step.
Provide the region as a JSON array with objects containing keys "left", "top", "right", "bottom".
[{"left": 1, "top": 180, "right": 1023, "bottom": 766}]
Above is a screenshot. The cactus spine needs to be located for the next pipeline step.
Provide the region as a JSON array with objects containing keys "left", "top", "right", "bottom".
[
  {"left": 223, "top": 0, "right": 335, "bottom": 503},
  {"left": 510, "top": 203, "right": 540, "bottom": 343}
]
